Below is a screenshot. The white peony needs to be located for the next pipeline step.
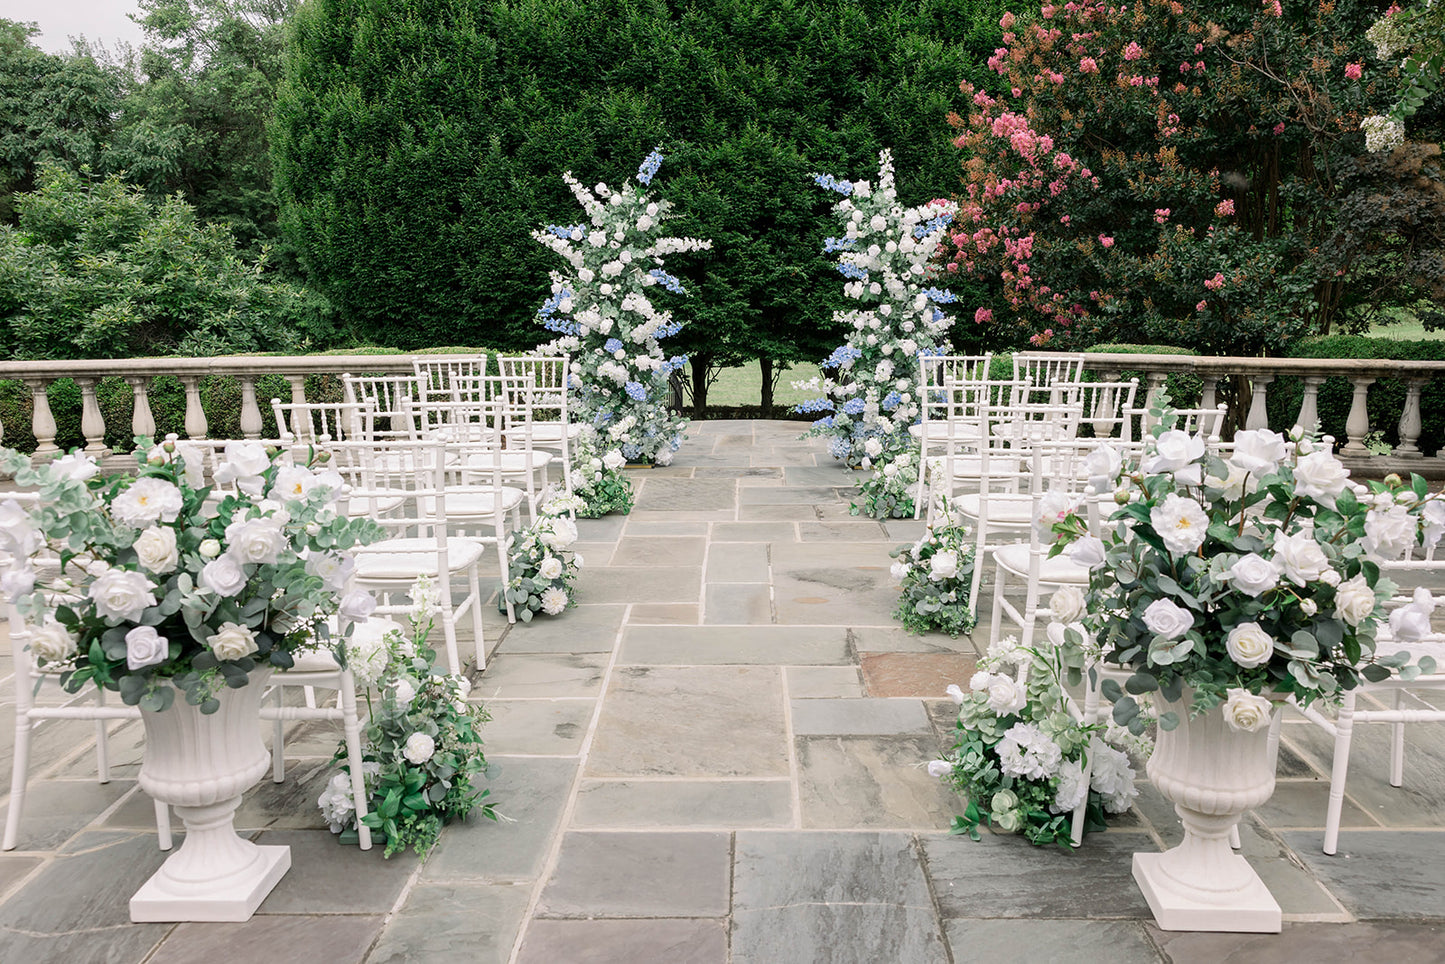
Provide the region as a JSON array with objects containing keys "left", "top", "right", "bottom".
[
  {"left": 889, "top": 560, "right": 909, "bottom": 582},
  {"left": 929, "top": 550, "right": 959, "bottom": 581},
  {"left": 1422, "top": 500, "right": 1445, "bottom": 547},
  {"left": 200, "top": 555, "right": 248, "bottom": 597},
  {"left": 1150, "top": 494, "right": 1208, "bottom": 554},
  {"left": 90, "top": 569, "right": 157, "bottom": 623},
  {"left": 206, "top": 621, "right": 259, "bottom": 661},
  {"left": 1222, "top": 688, "right": 1274, "bottom": 733},
  {"left": 132, "top": 526, "right": 179, "bottom": 574},
  {"left": 538, "top": 556, "right": 565, "bottom": 581},
  {"left": 270, "top": 466, "right": 318, "bottom": 502},
  {"left": 602, "top": 450, "right": 626, "bottom": 471},
  {"left": 540, "top": 586, "right": 569, "bottom": 614},
  {"left": 112, "top": 478, "right": 184, "bottom": 528},
  {"left": 1227, "top": 553, "right": 1278, "bottom": 597},
  {"left": 864, "top": 437, "right": 884, "bottom": 458},
  {"left": 1050, "top": 585, "right": 1086, "bottom": 623},
  {"left": 125, "top": 625, "right": 169, "bottom": 670},
  {"left": 1225, "top": 622, "right": 1275, "bottom": 668},
  {"left": 391, "top": 677, "right": 417, "bottom": 707},
  {"left": 29, "top": 619, "right": 78, "bottom": 664},
  {"left": 1364, "top": 504, "right": 1416, "bottom": 561},
  {"left": 1069, "top": 535, "right": 1107, "bottom": 570},
  {"left": 1228, "top": 429, "right": 1288, "bottom": 476},
  {"left": 225, "top": 516, "right": 287, "bottom": 566},
  {"left": 402, "top": 732, "right": 436, "bottom": 765},
  {"left": 1271, "top": 530, "right": 1330, "bottom": 586},
  {"left": 1334, "top": 574, "right": 1377, "bottom": 627},
  {"left": 1293, "top": 451, "right": 1350, "bottom": 507},
  {"left": 1035, "top": 490, "right": 1078, "bottom": 538},
  {"left": 213, "top": 441, "right": 272, "bottom": 495},
  {"left": 306, "top": 551, "right": 354, "bottom": 593},
  {"left": 1143, "top": 598, "right": 1194, "bottom": 639},
  {"left": 537, "top": 516, "right": 578, "bottom": 551},
  {"left": 1143, "top": 430, "right": 1206, "bottom": 485}
]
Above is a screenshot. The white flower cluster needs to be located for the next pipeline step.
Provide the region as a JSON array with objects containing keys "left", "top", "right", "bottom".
[
  {"left": 799, "top": 150, "right": 960, "bottom": 467},
  {"left": 532, "top": 153, "right": 711, "bottom": 464},
  {"left": 506, "top": 504, "right": 582, "bottom": 620},
  {"left": 1361, "top": 114, "right": 1405, "bottom": 153}
]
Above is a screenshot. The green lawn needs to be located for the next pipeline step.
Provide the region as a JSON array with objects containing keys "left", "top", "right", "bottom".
[{"left": 706, "top": 361, "right": 822, "bottom": 408}]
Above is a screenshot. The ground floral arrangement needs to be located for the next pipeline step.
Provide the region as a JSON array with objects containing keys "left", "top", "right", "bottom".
[
  {"left": 320, "top": 577, "right": 493, "bottom": 858},
  {"left": 931, "top": 630, "right": 1146, "bottom": 848},
  {"left": 505, "top": 500, "right": 583, "bottom": 620},
  {"left": 796, "top": 150, "right": 959, "bottom": 518},
  {"left": 1050, "top": 400, "right": 1441, "bottom": 735},
  {"left": 533, "top": 149, "right": 711, "bottom": 466},
  {"left": 568, "top": 423, "right": 635, "bottom": 518},
  {"left": 0, "top": 438, "right": 383, "bottom": 712},
  {"left": 852, "top": 449, "right": 920, "bottom": 520},
  {"left": 889, "top": 498, "right": 976, "bottom": 637}
]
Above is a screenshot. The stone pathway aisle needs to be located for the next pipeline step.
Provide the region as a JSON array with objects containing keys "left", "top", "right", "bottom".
[{"left": 1, "top": 420, "right": 1442, "bottom": 963}]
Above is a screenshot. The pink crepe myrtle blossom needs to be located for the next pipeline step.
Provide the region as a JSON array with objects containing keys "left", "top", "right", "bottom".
[
  {"left": 1154, "top": 208, "right": 1171, "bottom": 224},
  {"left": 975, "top": 307, "right": 994, "bottom": 324},
  {"left": 1204, "top": 272, "right": 1225, "bottom": 290},
  {"left": 1123, "top": 41, "right": 1143, "bottom": 61},
  {"left": 1215, "top": 199, "right": 1235, "bottom": 217},
  {"left": 1099, "top": 235, "right": 1114, "bottom": 248},
  {"left": 1197, "top": 300, "right": 1208, "bottom": 311},
  {"left": 1345, "top": 63, "right": 1362, "bottom": 80},
  {"left": 1273, "top": 122, "right": 1286, "bottom": 135},
  {"left": 1264, "top": 0, "right": 1282, "bottom": 15}
]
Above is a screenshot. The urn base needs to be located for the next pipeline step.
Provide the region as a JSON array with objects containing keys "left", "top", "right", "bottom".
[
  {"left": 130, "top": 830, "right": 290, "bottom": 923},
  {"left": 1133, "top": 851, "right": 1281, "bottom": 933}
]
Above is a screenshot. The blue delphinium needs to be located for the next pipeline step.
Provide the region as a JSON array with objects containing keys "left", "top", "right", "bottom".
[{"left": 636, "top": 148, "right": 665, "bottom": 186}]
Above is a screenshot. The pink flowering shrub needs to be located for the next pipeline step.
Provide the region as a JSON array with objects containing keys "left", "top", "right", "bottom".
[{"left": 948, "top": 0, "right": 1444, "bottom": 355}]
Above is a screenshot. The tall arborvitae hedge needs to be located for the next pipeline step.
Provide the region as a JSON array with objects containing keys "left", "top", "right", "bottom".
[{"left": 269, "top": 0, "right": 1006, "bottom": 364}]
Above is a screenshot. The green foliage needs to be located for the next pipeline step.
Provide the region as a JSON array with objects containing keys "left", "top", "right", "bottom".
[
  {"left": 1271, "top": 335, "right": 1445, "bottom": 455},
  {"left": 889, "top": 504, "right": 976, "bottom": 636},
  {"left": 270, "top": 0, "right": 1008, "bottom": 362},
  {"left": 0, "top": 166, "right": 317, "bottom": 360},
  {"left": 949, "top": 0, "right": 1445, "bottom": 356},
  {"left": 1084, "top": 343, "right": 1202, "bottom": 409}
]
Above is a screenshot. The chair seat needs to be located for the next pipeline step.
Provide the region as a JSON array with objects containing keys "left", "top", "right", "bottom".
[
  {"left": 344, "top": 492, "right": 406, "bottom": 517},
  {"left": 504, "top": 423, "right": 580, "bottom": 446},
  {"left": 354, "top": 537, "right": 486, "bottom": 580},
  {"left": 286, "top": 617, "right": 406, "bottom": 673},
  {"left": 462, "top": 450, "right": 553, "bottom": 474},
  {"left": 444, "top": 487, "right": 527, "bottom": 518},
  {"left": 910, "top": 421, "right": 984, "bottom": 443},
  {"left": 955, "top": 492, "right": 1034, "bottom": 526},
  {"left": 940, "top": 455, "right": 1024, "bottom": 479},
  {"left": 993, "top": 542, "right": 1090, "bottom": 585}
]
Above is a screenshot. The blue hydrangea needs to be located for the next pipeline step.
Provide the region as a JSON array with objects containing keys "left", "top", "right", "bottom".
[
  {"left": 828, "top": 437, "right": 853, "bottom": 459},
  {"left": 823, "top": 237, "right": 857, "bottom": 253},
  {"left": 812, "top": 173, "right": 854, "bottom": 196},
  {"left": 537, "top": 288, "right": 579, "bottom": 335},
  {"left": 625, "top": 381, "right": 648, "bottom": 401},
  {"left": 841, "top": 397, "right": 866, "bottom": 415},
  {"left": 793, "top": 397, "right": 836, "bottom": 413},
  {"left": 922, "top": 287, "right": 957, "bottom": 304},
  {"left": 822, "top": 345, "right": 863, "bottom": 369},
  {"left": 546, "top": 223, "right": 584, "bottom": 239},
  {"left": 637, "top": 149, "right": 665, "bottom": 186},
  {"left": 604, "top": 338, "right": 624, "bottom": 354},
  {"left": 836, "top": 262, "right": 868, "bottom": 281},
  {"left": 881, "top": 391, "right": 901, "bottom": 412},
  {"left": 656, "top": 318, "right": 685, "bottom": 338},
  {"left": 812, "top": 415, "right": 836, "bottom": 430},
  {"left": 913, "top": 211, "right": 955, "bottom": 239},
  {"left": 648, "top": 269, "right": 686, "bottom": 294}
]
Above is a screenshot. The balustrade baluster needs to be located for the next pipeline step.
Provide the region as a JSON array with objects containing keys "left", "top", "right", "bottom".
[
  {"left": 285, "top": 375, "right": 307, "bottom": 437},
  {"left": 76, "top": 377, "right": 107, "bottom": 455},
  {"left": 1294, "top": 375, "right": 1324, "bottom": 438},
  {"left": 127, "top": 376, "right": 156, "bottom": 440},
  {"left": 1339, "top": 377, "right": 1376, "bottom": 457},
  {"left": 239, "top": 376, "right": 264, "bottom": 440},
  {"left": 1395, "top": 378, "right": 1428, "bottom": 457},
  {"left": 1245, "top": 375, "right": 1273, "bottom": 431},
  {"left": 26, "top": 378, "right": 59, "bottom": 456},
  {"left": 180, "top": 375, "right": 209, "bottom": 440}
]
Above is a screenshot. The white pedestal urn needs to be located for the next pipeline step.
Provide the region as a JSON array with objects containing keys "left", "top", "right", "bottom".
[
  {"left": 1132, "top": 690, "right": 1282, "bottom": 933},
  {"left": 129, "top": 668, "right": 291, "bottom": 923}
]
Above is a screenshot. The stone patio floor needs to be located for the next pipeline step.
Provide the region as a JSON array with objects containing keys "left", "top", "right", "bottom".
[{"left": 1, "top": 419, "right": 1443, "bottom": 963}]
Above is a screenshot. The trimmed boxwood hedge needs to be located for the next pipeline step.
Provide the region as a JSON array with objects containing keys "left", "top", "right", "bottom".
[{"left": 0, "top": 347, "right": 497, "bottom": 455}]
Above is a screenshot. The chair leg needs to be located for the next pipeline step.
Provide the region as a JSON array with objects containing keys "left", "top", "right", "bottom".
[
  {"left": 1390, "top": 690, "right": 1406, "bottom": 788},
  {"left": 1323, "top": 691, "right": 1357, "bottom": 855},
  {"left": 272, "top": 687, "right": 286, "bottom": 783},
  {"left": 468, "top": 564, "right": 486, "bottom": 672},
  {"left": 989, "top": 560, "right": 1007, "bottom": 644},
  {"left": 497, "top": 530, "right": 516, "bottom": 626},
  {"left": 339, "top": 670, "right": 372, "bottom": 851},
  {"left": 94, "top": 687, "right": 110, "bottom": 783},
  {"left": 154, "top": 798, "right": 173, "bottom": 851},
  {"left": 3, "top": 714, "right": 32, "bottom": 851}
]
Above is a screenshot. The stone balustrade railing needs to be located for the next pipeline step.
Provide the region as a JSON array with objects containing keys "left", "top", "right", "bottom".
[
  {"left": 0, "top": 355, "right": 424, "bottom": 457},
  {"left": 1083, "top": 352, "right": 1445, "bottom": 472}
]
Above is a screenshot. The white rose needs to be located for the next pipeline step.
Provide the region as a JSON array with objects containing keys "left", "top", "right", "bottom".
[
  {"left": 1300, "top": 598, "right": 1318, "bottom": 616},
  {"left": 1226, "top": 622, "right": 1275, "bottom": 668},
  {"left": 1293, "top": 451, "right": 1350, "bottom": 507},
  {"left": 1228, "top": 429, "right": 1288, "bottom": 476},
  {"left": 1143, "top": 598, "right": 1194, "bottom": 639},
  {"left": 1143, "top": 430, "right": 1206, "bottom": 485},
  {"left": 173, "top": 442, "right": 207, "bottom": 489},
  {"left": 602, "top": 450, "right": 626, "bottom": 471},
  {"left": 1222, "top": 688, "right": 1274, "bottom": 733},
  {"left": 889, "top": 560, "right": 909, "bottom": 582},
  {"left": 89, "top": 569, "right": 158, "bottom": 623},
  {"left": 199, "top": 538, "right": 221, "bottom": 559},
  {"left": 1320, "top": 567, "right": 1341, "bottom": 587},
  {"left": 30, "top": 619, "right": 78, "bottom": 663},
  {"left": 207, "top": 621, "right": 259, "bottom": 661},
  {"left": 1388, "top": 587, "right": 1435, "bottom": 643},
  {"left": 538, "top": 516, "right": 578, "bottom": 550},
  {"left": 927, "top": 759, "right": 953, "bottom": 778},
  {"left": 1069, "top": 535, "right": 1107, "bottom": 570},
  {"left": 133, "top": 526, "right": 179, "bottom": 574},
  {"left": 1227, "top": 553, "right": 1278, "bottom": 597},
  {"left": 1082, "top": 444, "right": 1122, "bottom": 494},
  {"left": 1150, "top": 494, "right": 1209, "bottom": 554},
  {"left": 213, "top": 441, "right": 272, "bottom": 494},
  {"left": 1203, "top": 462, "right": 1248, "bottom": 500},
  {"left": 340, "top": 590, "right": 377, "bottom": 624},
  {"left": 403, "top": 732, "right": 436, "bottom": 765},
  {"left": 929, "top": 550, "right": 959, "bottom": 581},
  {"left": 125, "top": 625, "right": 169, "bottom": 670},
  {"left": 2, "top": 566, "right": 36, "bottom": 601},
  {"left": 391, "top": 677, "right": 417, "bottom": 707},
  {"left": 200, "top": 555, "right": 248, "bottom": 598},
  {"left": 1271, "top": 530, "right": 1330, "bottom": 586},
  {"left": 52, "top": 452, "right": 100, "bottom": 482},
  {"left": 1364, "top": 505, "right": 1416, "bottom": 561},
  {"left": 1035, "top": 491, "right": 1078, "bottom": 538},
  {"left": 306, "top": 551, "right": 354, "bottom": 593},
  {"left": 112, "top": 478, "right": 184, "bottom": 528},
  {"left": 985, "top": 674, "right": 1027, "bottom": 714},
  {"left": 1050, "top": 586, "right": 1086, "bottom": 623},
  {"left": 1335, "top": 574, "right": 1377, "bottom": 627},
  {"left": 538, "top": 556, "right": 565, "bottom": 581},
  {"left": 864, "top": 437, "right": 884, "bottom": 458},
  {"left": 225, "top": 516, "right": 287, "bottom": 566}
]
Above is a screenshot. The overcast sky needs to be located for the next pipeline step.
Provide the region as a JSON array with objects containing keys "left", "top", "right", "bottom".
[{"left": 9, "top": 1, "right": 147, "bottom": 54}]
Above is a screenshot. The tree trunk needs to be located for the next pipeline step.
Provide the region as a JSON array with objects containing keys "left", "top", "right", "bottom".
[
  {"left": 691, "top": 355, "right": 710, "bottom": 419},
  {"left": 760, "top": 357, "right": 774, "bottom": 416}
]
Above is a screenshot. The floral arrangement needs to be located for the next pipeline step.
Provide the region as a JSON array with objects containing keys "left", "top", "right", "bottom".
[
  {"left": 795, "top": 150, "right": 958, "bottom": 473},
  {"left": 319, "top": 578, "right": 494, "bottom": 858},
  {"left": 888, "top": 498, "right": 976, "bottom": 636},
  {"left": 567, "top": 422, "right": 635, "bottom": 518},
  {"left": 504, "top": 500, "right": 582, "bottom": 620},
  {"left": 1049, "top": 402, "right": 1441, "bottom": 735},
  {"left": 0, "top": 438, "right": 384, "bottom": 712},
  {"left": 931, "top": 630, "right": 1144, "bottom": 847},
  {"left": 852, "top": 447, "right": 920, "bottom": 519},
  {"left": 532, "top": 149, "right": 712, "bottom": 466}
]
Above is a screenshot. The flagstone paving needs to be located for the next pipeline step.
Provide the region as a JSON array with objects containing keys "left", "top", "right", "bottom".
[{"left": 1, "top": 419, "right": 1443, "bottom": 962}]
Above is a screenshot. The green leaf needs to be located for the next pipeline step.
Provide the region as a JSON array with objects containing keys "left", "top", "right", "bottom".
[
  {"left": 1125, "top": 671, "right": 1159, "bottom": 695},
  {"left": 1157, "top": 710, "right": 1179, "bottom": 731}
]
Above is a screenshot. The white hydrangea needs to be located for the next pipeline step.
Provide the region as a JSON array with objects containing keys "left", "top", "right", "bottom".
[{"left": 996, "top": 722, "right": 1064, "bottom": 780}]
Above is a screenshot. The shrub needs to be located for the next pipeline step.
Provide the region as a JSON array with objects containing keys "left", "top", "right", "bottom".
[{"left": 1083, "top": 343, "right": 1200, "bottom": 408}]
